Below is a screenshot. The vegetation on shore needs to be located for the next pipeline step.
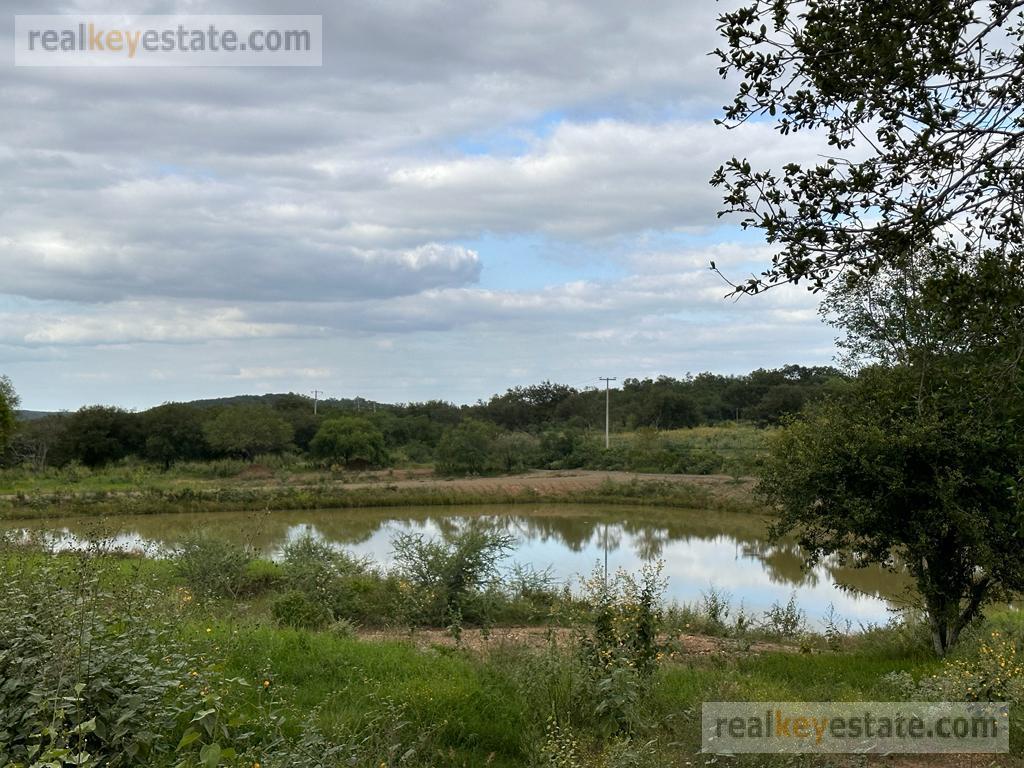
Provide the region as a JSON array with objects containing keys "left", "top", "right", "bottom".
[
  {"left": 2, "top": 532, "right": 1021, "bottom": 767},
  {"left": 0, "top": 474, "right": 761, "bottom": 521}
]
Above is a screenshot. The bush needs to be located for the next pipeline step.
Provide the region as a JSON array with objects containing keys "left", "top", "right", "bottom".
[
  {"left": 576, "top": 562, "right": 666, "bottom": 734},
  {"left": 243, "top": 558, "right": 285, "bottom": 595},
  {"left": 173, "top": 533, "right": 252, "bottom": 599},
  {"left": 279, "top": 535, "right": 402, "bottom": 626},
  {"left": 0, "top": 557, "right": 234, "bottom": 766},
  {"left": 672, "top": 448, "right": 726, "bottom": 475},
  {"left": 272, "top": 590, "right": 332, "bottom": 630},
  {"left": 761, "top": 592, "right": 807, "bottom": 638},
  {"left": 392, "top": 524, "right": 515, "bottom": 624}
]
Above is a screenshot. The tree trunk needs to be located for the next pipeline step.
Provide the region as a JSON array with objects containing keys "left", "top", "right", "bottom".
[{"left": 926, "top": 576, "right": 992, "bottom": 656}]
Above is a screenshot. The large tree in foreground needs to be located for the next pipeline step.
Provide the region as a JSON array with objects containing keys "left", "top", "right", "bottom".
[
  {"left": 761, "top": 365, "right": 1024, "bottom": 655},
  {"left": 760, "top": 249, "right": 1024, "bottom": 655},
  {"left": 713, "top": 0, "right": 1024, "bottom": 294}
]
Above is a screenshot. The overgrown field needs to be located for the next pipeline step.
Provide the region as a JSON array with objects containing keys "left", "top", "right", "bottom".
[{"left": 0, "top": 531, "right": 1021, "bottom": 767}]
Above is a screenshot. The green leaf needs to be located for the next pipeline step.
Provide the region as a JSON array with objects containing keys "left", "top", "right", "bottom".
[
  {"left": 175, "top": 728, "right": 201, "bottom": 751},
  {"left": 199, "top": 741, "right": 221, "bottom": 767}
]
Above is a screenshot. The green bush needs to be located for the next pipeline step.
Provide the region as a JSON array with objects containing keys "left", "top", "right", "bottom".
[
  {"left": 272, "top": 590, "right": 333, "bottom": 630},
  {"left": 278, "top": 535, "right": 403, "bottom": 626},
  {"left": 172, "top": 536, "right": 251, "bottom": 602},
  {"left": 435, "top": 420, "right": 496, "bottom": 474},
  {"left": 309, "top": 417, "right": 389, "bottom": 469},
  {"left": 391, "top": 524, "right": 515, "bottom": 624},
  {"left": 173, "top": 533, "right": 252, "bottom": 599},
  {"left": 243, "top": 558, "right": 285, "bottom": 594},
  {"left": 0, "top": 558, "right": 236, "bottom": 766},
  {"left": 577, "top": 562, "right": 666, "bottom": 733}
]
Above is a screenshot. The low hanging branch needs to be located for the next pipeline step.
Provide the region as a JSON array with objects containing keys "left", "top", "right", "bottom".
[{"left": 712, "top": 0, "right": 1024, "bottom": 293}]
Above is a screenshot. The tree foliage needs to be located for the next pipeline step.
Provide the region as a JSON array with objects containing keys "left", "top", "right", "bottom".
[
  {"left": 762, "top": 250, "right": 1024, "bottom": 654},
  {"left": 142, "top": 403, "right": 208, "bottom": 469},
  {"left": 713, "top": 0, "right": 1024, "bottom": 293},
  {"left": 58, "top": 406, "right": 141, "bottom": 468},
  {"left": 309, "top": 417, "right": 389, "bottom": 468},
  {"left": 0, "top": 376, "right": 19, "bottom": 454},
  {"left": 436, "top": 420, "right": 497, "bottom": 475},
  {"left": 761, "top": 365, "right": 1024, "bottom": 655},
  {"left": 203, "top": 405, "right": 294, "bottom": 460}
]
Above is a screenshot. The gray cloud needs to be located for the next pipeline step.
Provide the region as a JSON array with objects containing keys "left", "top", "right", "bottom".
[{"left": 0, "top": 0, "right": 837, "bottom": 408}]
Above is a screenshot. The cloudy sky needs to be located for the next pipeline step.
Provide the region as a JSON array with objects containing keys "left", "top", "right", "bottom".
[{"left": 1, "top": 0, "right": 837, "bottom": 411}]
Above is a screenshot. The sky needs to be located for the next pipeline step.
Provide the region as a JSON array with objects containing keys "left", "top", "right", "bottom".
[{"left": 0, "top": 0, "right": 839, "bottom": 412}]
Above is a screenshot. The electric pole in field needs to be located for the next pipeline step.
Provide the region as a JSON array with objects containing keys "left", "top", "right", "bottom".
[
  {"left": 311, "top": 389, "right": 323, "bottom": 416},
  {"left": 599, "top": 377, "right": 616, "bottom": 449}
]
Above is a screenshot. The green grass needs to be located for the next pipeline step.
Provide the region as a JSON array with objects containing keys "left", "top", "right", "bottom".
[
  {"left": 218, "top": 626, "right": 528, "bottom": 764},
  {"left": 0, "top": 476, "right": 763, "bottom": 520}
]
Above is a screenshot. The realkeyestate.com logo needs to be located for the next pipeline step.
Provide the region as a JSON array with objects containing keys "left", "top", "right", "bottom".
[
  {"left": 14, "top": 15, "right": 323, "bottom": 67},
  {"left": 702, "top": 701, "right": 1009, "bottom": 754}
]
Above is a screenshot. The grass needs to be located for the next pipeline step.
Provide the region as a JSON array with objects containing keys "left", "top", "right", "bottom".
[
  {"left": 0, "top": 476, "right": 763, "bottom": 520},
  {"left": 0, "top": 541, "right": 1021, "bottom": 766},
  {"left": 219, "top": 626, "right": 529, "bottom": 764}
]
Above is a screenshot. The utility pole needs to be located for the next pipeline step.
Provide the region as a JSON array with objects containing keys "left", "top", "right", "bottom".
[
  {"left": 311, "top": 389, "right": 322, "bottom": 416},
  {"left": 599, "top": 377, "right": 616, "bottom": 449}
]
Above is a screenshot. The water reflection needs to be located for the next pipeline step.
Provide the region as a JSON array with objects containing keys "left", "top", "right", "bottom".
[{"left": 0, "top": 504, "right": 915, "bottom": 626}]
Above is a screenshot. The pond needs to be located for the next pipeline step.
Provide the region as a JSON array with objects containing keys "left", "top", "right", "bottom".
[{"left": 0, "top": 504, "right": 914, "bottom": 628}]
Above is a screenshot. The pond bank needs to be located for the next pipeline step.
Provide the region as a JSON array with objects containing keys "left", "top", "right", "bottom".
[{"left": 0, "top": 471, "right": 764, "bottom": 519}]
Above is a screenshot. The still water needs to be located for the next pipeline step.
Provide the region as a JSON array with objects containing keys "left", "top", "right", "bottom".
[{"left": 0, "top": 505, "right": 913, "bottom": 627}]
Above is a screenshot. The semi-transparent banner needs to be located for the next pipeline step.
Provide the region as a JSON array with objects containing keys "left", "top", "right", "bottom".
[
  {"left": 15, "top": 15, "right": 323, "bottom": 67},
  {"left": 702, "top": 701, "right": 1009, "bottom": 754}
]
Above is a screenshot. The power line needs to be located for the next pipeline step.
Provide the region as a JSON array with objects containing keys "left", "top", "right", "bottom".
[
  {"left": 598, "top": 377, "right": 616, "bottom": 449},
  {"left": 311, "top": 389, "right": 323, "bottom": 416}
]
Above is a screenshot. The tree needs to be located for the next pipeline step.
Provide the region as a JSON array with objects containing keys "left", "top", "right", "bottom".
[
  {"left": 436, "top": 420, "right": 496, "bottom": 475},
  {"left": 760, "top": 365, "right": 1024, "bottom": 656},
  {"left": 56, "top": 406, "right": 141, "bottom": 468},
  {"left": 269, "top": 393, "right": 320, "bottom": 451},
  {"left": 0, "top": 376, "right": 19, "bottom": 455},
  {"left": 491, "top": 431, "right": 540, "bottom": 473},
  {"left": 141, "top": 403, "right": 208, "bottom": 469},
  {"left": 8, "top": 413, "right": 65, "bottom": 470},
  {"left": 760, "top": 249, "right": 1024, "bottom": 655},
  {"left": 203, "top": 405, "right": 294, "bottom": 461},
  {"left": 713, "top": 0, "right": 1024, "bottom": 294},
  {"left": 309, "top": 417, "right": 388, "bottom": 469}
]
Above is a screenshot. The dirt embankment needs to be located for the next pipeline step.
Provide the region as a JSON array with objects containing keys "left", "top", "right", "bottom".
[{"left": 324, "top": 468, "right": 756, "bottom": 502}]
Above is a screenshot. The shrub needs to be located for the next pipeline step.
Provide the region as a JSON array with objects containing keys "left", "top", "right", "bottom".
[
  {"left": 272, "top": 590, "right": 332, "bottom": 630},
  {"left": 577, "top": 562, "right": 666, "bottom": 734},
  {"left": 889, "top": 626, "right": 1024, "bottom": 703},
  {"left": 0, "top": 557, "right": 230, "bottom": 766},
  {"left": 243, "top": 558, "right": 285, "bottom": 595},
  {"left": 173, "top": 533, "right": 252, "bottom": 599},
  {"left": 761, "top": 592, "right": 807, "bottom": 638},
  {"left": 391, "top": 524, "right": 515, "bottom": 624},
  {"left": 278, "top": 535, "right": 402, "bottom": 626}
]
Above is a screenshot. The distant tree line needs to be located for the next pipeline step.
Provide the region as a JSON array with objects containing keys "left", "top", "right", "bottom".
[{"left": 0, "top": 364, "right": 844, "bottom": 472}]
